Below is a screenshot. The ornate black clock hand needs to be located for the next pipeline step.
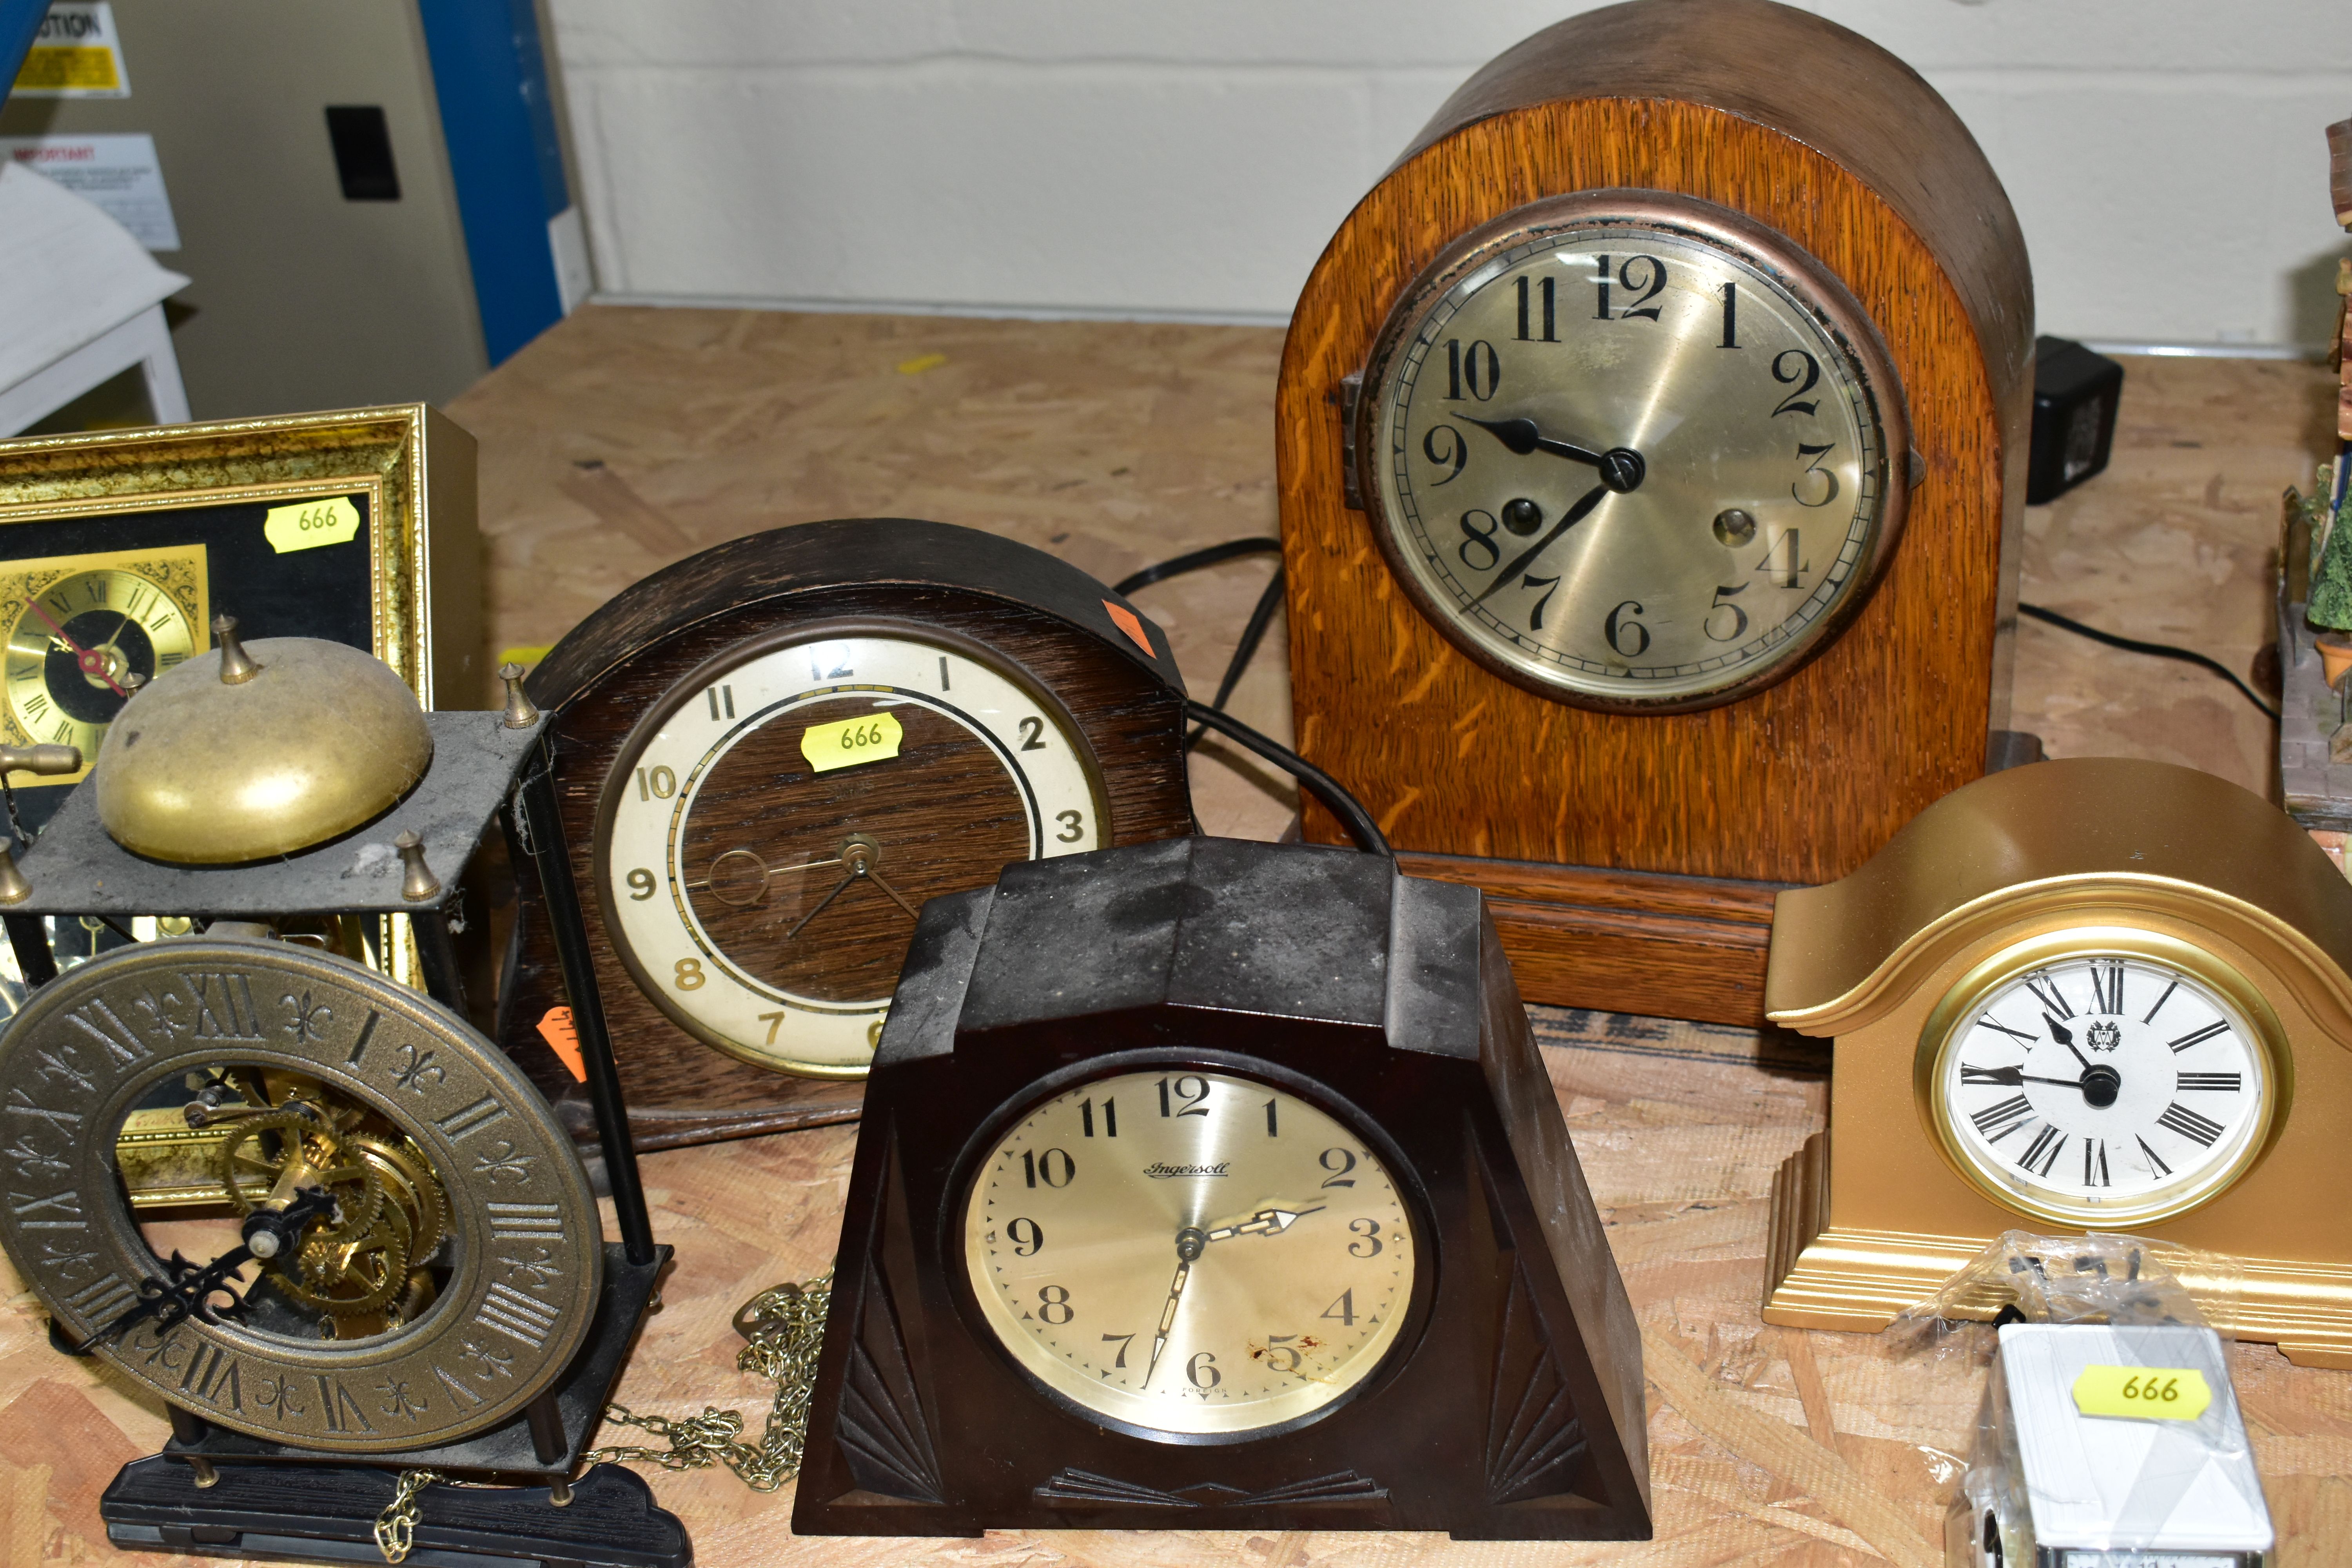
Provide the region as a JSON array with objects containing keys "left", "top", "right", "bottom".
[
  {"left": 59, "top": 1187, "right": 338, "bottom": 1355},
  {"left": 1143, "top": 1227, "right": 1207, "bottom": 1387},
  {"left": 1462, "top": 416, "right": 1607, "bottom": 468},
  {"left": 1472, "top": 482, "right": 1613, "bottom": 606},
  {"left": 1964, "top": 1064, "right": 2093, "bottom": 1090},
  {"left": 2045, "top": 1013, "right": 2096, "bottom": 1074}
]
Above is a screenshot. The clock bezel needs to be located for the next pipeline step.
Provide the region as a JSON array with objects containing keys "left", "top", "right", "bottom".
[
  {"left": 1915, "top": 926, "right": 2295, "bottom": 1228},
  {"left": 590, "top": 615, "right": 1115, "bottom": 1080},
  {"left": 1352, "top": 188, "right": 1914, "bottom": 714},
  {"left": 946, "top": 1047, "right": 1439, "bottom": 1449}
]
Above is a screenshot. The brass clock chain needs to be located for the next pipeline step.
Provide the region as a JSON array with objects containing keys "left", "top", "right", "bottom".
[{"left": 584, "top": 1271, "right": 834, "bottom": 1491}]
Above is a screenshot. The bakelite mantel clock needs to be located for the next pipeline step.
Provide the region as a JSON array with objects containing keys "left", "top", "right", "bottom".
[
  {"left": 1761, "top": 759, "right": 2352, "bottom": 1368},
  {"left": 795, "top": 837, "right": 1651, "bottom": 1541},
  {"left": 1278, "top": 0, "right": 2034, "bottom": 1024}
]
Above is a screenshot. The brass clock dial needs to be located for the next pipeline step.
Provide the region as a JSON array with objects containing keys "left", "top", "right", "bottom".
[
  {"left": 599, "top": 626, "right": 1107, "bottom": 1078},
  {"left": 1359, "top": 192, "right": 1909, "bottom": 711},
  {"left": 1924, "top": 936, "right": 2282, "bottom": 1228},
  {"left": 962, "top": 1068, "right": 1416, "bottom": 1438},
  {"left": 0, "top": 544, "right": 207, "bottom": 779},
  {"left": 0, "top": 939, "right": 602, "bottom": 1453}
]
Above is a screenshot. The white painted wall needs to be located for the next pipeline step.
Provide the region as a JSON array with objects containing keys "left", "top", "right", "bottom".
[{"left": 547, "top": 1, "right": 2352, "bottom": 347}]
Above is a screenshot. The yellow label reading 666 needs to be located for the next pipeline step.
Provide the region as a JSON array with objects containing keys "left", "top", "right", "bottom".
[
  {"left": 263, "top": 496, "right": 363, "bottom": 554},
  {"left": 2071, "top": 1365, "right": 2213, "bottom": 1421},
  {"left": 800, "top": 711, "right": 905, "bottom": 774}
]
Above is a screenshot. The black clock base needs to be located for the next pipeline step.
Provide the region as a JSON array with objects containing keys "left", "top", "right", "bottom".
[{"left": 100, "top": 1456, "right": 690, "bottom": 1568}]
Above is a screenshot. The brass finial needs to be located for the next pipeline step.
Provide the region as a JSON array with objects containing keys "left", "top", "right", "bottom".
[
  {"left": 0, "top": 744, "right": 81, "bottom": 777},
  {"left": 0, "top": 843, "right": 31, "bottom": 906},
  {"left": 498, "top": 662, "right": 540, "bottom": 729},
  {"left": 395, "top": 831, "right": 441, "bottom": 902},
  {"left": 213, "top": 616, "right": 262, "bottom": 684}
]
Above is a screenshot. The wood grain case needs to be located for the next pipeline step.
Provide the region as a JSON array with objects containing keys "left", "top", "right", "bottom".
[
  {"left": 495, "top": 519, "right": 1193, "bottom": 1149},
  {"left": 1278, "top": 0, "right": 2033, "bottom": 1024}
]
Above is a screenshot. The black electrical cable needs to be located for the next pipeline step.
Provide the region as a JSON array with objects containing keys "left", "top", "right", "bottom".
[
  {"left": 1185, "top": 565, "right": 1286, "bottom": 754},
  {"left": 1112, "top": 537, "right": 1280, "bottom": 598},
  {"left": 1184, "top": 700, "right": 1389, "bottom": 856},
  {"left": 2018, "top": 602, "right": 2277, "bottom": 722}
]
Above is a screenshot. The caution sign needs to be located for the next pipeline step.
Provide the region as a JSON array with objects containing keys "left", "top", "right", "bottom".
[{"left": 12, "top": 4, "right": 131, "bottom": 99}]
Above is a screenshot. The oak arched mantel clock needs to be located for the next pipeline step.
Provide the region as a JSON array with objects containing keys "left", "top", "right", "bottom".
[{"left": 1278, "top": 0, "right": 2034, "bottom": 1024}]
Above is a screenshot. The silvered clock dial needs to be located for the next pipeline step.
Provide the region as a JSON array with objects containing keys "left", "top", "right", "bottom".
[
  {"left": 1358, "top": 191, "right": 1911, "bottom": 711},
  {"left": 1926, "top": 938, "right": 2280, "bottom": 1228},
  {"left": 963, "top": 1067, "right": 1416, "bottom": 1438}
]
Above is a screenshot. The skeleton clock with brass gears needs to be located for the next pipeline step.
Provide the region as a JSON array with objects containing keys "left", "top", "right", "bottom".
[
  {"left": 1760, "top": 758, "right": 2352, "bottom": 1370},
  {"left": 499, "top": 517, "right": 1192, "bottom": 1152},
  {"left": 1278, "top": 0, "right": 2034, "bottom": 1025},
  {"left": 0, "top": 630, "right": 685, "bottom": 1564},
  {"left": 796, "top": 837, "right": 1650, "bottom": 1540}
]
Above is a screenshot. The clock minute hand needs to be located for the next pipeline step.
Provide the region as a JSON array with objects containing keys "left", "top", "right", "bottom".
[
  {"left": 1143, "top": 1227, "right": 1208, "bottom": 1388},
  {"left": 1463, "top": 416, "right": 1606, "bottom": 468},
  {"left": 1964, "top": 1064, "right": 2089, "bottom": 1090},
  {"left": 1471, "top": 482, "right": 1612, "bottom": 607}
]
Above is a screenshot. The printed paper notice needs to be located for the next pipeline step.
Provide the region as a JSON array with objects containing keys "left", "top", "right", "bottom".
[
  {"left": 11, "top": 3, "right": 131, "bottom": 98},
  {"left": 0, "top": 134, "right": 180, "bottom": 250}
]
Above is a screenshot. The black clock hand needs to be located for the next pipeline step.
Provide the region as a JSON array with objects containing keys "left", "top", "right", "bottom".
[
  {"left": 1462, "top": 416, "right": 1607, "bottom": 468},
  {"left": 1472, "top": 482, "right": 1613, "bottom": 606},
  {"left": 782, "top": 870, "right": 858, "bottom": 942},
  {"left": 59, "top": 1187, "right": 336, "bottom": 1355},
  {"left": 2045, "top": 1013, "right": 2096, "bottom": 1074},
  {"left": 1143, "top": 1227, "right": 1207, "bottom": 1387},
  {"left": 1963, "top": 1064, "right": 2092, "bottom": 1090}
]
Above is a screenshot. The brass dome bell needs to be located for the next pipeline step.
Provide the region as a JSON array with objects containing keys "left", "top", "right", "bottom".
[{"left": 95, "top": 617, "right": 435, "bottom": 864}]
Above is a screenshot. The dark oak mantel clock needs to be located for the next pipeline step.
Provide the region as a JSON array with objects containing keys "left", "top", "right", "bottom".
[
  {"left": 1278, "top": 0, "right": 2034, "bottom": 1024},
  {"left": 499, "top": 518, "right": 1194, "bottom": 1150},
  {"left": 795, "top": 836, "right": 1650, "bottom": 1541}
]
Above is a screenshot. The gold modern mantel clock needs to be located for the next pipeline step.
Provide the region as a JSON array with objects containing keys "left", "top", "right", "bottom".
[{"left": 1760, "top": 757, "right": 2352, "bottom": 1366}]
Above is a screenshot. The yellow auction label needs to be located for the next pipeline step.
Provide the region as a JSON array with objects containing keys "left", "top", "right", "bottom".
[
  {"left": 15, "top": 47, "right": 120, "bottom": 92},
  {"left": 801, "top": 711, "right": 904, "bottom": 773},
  {"left": 2071, "top": 1366, "right": 2212, "bottom": 1421},
  {"left": 263, "top": 496, "right": 362, "bottom": 554}
]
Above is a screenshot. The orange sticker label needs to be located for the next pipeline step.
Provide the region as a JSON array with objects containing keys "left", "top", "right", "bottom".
[
  {"left": 1102, "top": 599, "right": 1155, "bottom": 659},
  {"left": 536, "top": 1006, "right": 586, "bottom": 1083}
]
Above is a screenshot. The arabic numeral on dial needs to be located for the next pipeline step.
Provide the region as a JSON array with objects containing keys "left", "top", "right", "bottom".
[
  {"left": 1101, "top": 1332, "right": 1134, "bottom": 1367},
  {"left": 625, "top": 868, "right": 655, "bottom": 900},
  {"left": 1080, "top": 1097, "right": 1118, "bottom": 1137},
  {"left": 1263, "top": 1334, "right": 1303, "bottom": 1373},
  {"left": 1055, "top": 809, "right": 1084, "bottom": 843},
  {"left": 1158, "top": 1075, "right": 1210, "bottom": 1118},
  {"left": 1793, "top": 442, "right": 1840, "bottom": 507},
  {"left": 1513, "top": 274, "right": 1557, "bottom": 341},
  {"left": 1720, "top": 281, "right": 1739, "bottom": 348},
  {"left": 1321, "top": 1289, "right": 1358, "bottom": 1327},
  {"left": 1522, "top": 573, "right": 1561, "bottom": 630},
  {"left": 1444, "top": 338, "right": 1500, "bottom": 401},
  {"left": 1457, "top": 510, "right": 1501, "bottom": 571},
  {"left": 1348, "top": 1218, "right": 1383, "bottom": 1258},
  {"left": 1021, "top": 1148, "right": 1075, "bottom": 1189},
  {"left": 673, "top": 958, "right": 704, "bottom": 991},
  {"left": 1264, "top": 1097, "right": 1278, "bottom": 1136},
  {"left": 1318, "top": 1148, "right": 1357, "bottom": 1188},
  {"left": 1704, "top": 584, "right": 1750, "bottom": 642},
  {"left": 1595, "top": 254, "right": 1666, "bottom": 321},
  {"left": 1017, "top": 716, "right": 1047, "bottom": 751},
  {"left": 1186, "top": 1351, "right": 1220, "bottom": 1389},
  {"left": 1757, "top": 531, "right": 1807, "bottom": 589},
  {"left": 1604, "top": 600, "right": 1650, "bottom": 657},
  {"left": 635, "top": 766, "right": 677, "bottom": 800},
  {"left": 1422, "top": 425, "right": 1467, "bottom": 485},
  {"left": 1771, "top": 349, "right": 1822, "bottom": 416},
  {"left": 1036, "top": 1285, "right": 1073, "bottom": 1325},
  {"left": 1007, "top": 1217, "right": 1044, "bottom": 1256}
]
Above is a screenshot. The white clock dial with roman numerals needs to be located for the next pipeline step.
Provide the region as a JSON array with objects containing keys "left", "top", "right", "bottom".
[
  {"left": 1933, "top": 949, "right": 2274, "bottom": 1225},
  {"left": 963, "top": 1068, "right": 1416, "bottom": 1438}
]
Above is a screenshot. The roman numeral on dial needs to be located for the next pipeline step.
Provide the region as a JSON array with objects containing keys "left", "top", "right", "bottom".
[
  {"left": 2087, "top": 960, "right": 2125, "bottom": 1014},
  {"left": 2023, "top": 973, "right": 2072, "bottom": 1018},
  {"left": 2018, "top": 1124, "right": 2066, "bottom": 1177},
  {"left": 1970, "top": 1095, "right": 2033, "bottom": 1141},
  {"left": 2176, "top": 1072, "right": 2240, "bottom": 1092},
  {"left": 487, "top": 1202, "right": 563, "bottom": 1239},
  {"left": 1974, "top": 1015, "right": 2036, "bottom": 1044},
  {"left": 436, "top": 1096, "right": 510, "bottom": 1141},
  {"left": 2082, "top": 1138, "right": 2110, "bottom": 1187},
  {"left": 2167, "top": 1021, "right": 2230, "bottom": 1053},
  {"left": 475, "top": 1281, "right": 560, "bottom": 1349},
  {"left": 2156, "top": 1102, "right": 2225, "bottom": 1147}
]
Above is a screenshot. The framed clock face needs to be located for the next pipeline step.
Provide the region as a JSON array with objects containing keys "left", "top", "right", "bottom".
[
  {"left": 1356, "top": 191, "right": 1910, "bottom": 712},
  {"left": 0, "top": 542, "right": 208, "bottom": 783},
  {"left": 596, "top": 622, "right": 1109, "bottom": 1079},
  {"left": 1920, "top": 932, "right": 2286, "bottom": 1228},
  {"left": 960, "top": 1065, "right": 1418, "bottom": 1440}
]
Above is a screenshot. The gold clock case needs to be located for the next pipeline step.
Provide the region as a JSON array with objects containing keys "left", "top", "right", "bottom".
[
  {"left": 1353, "top": 189, "right": 1912, "bottom": 714},
  {"left": 1760, "top": 757, "right": 2352, "bottom": 1367}
]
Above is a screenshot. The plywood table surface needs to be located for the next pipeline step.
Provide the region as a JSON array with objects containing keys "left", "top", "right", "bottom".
[{"left": 4, "top": 307, "right": 2347, "bottom": 1566}]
